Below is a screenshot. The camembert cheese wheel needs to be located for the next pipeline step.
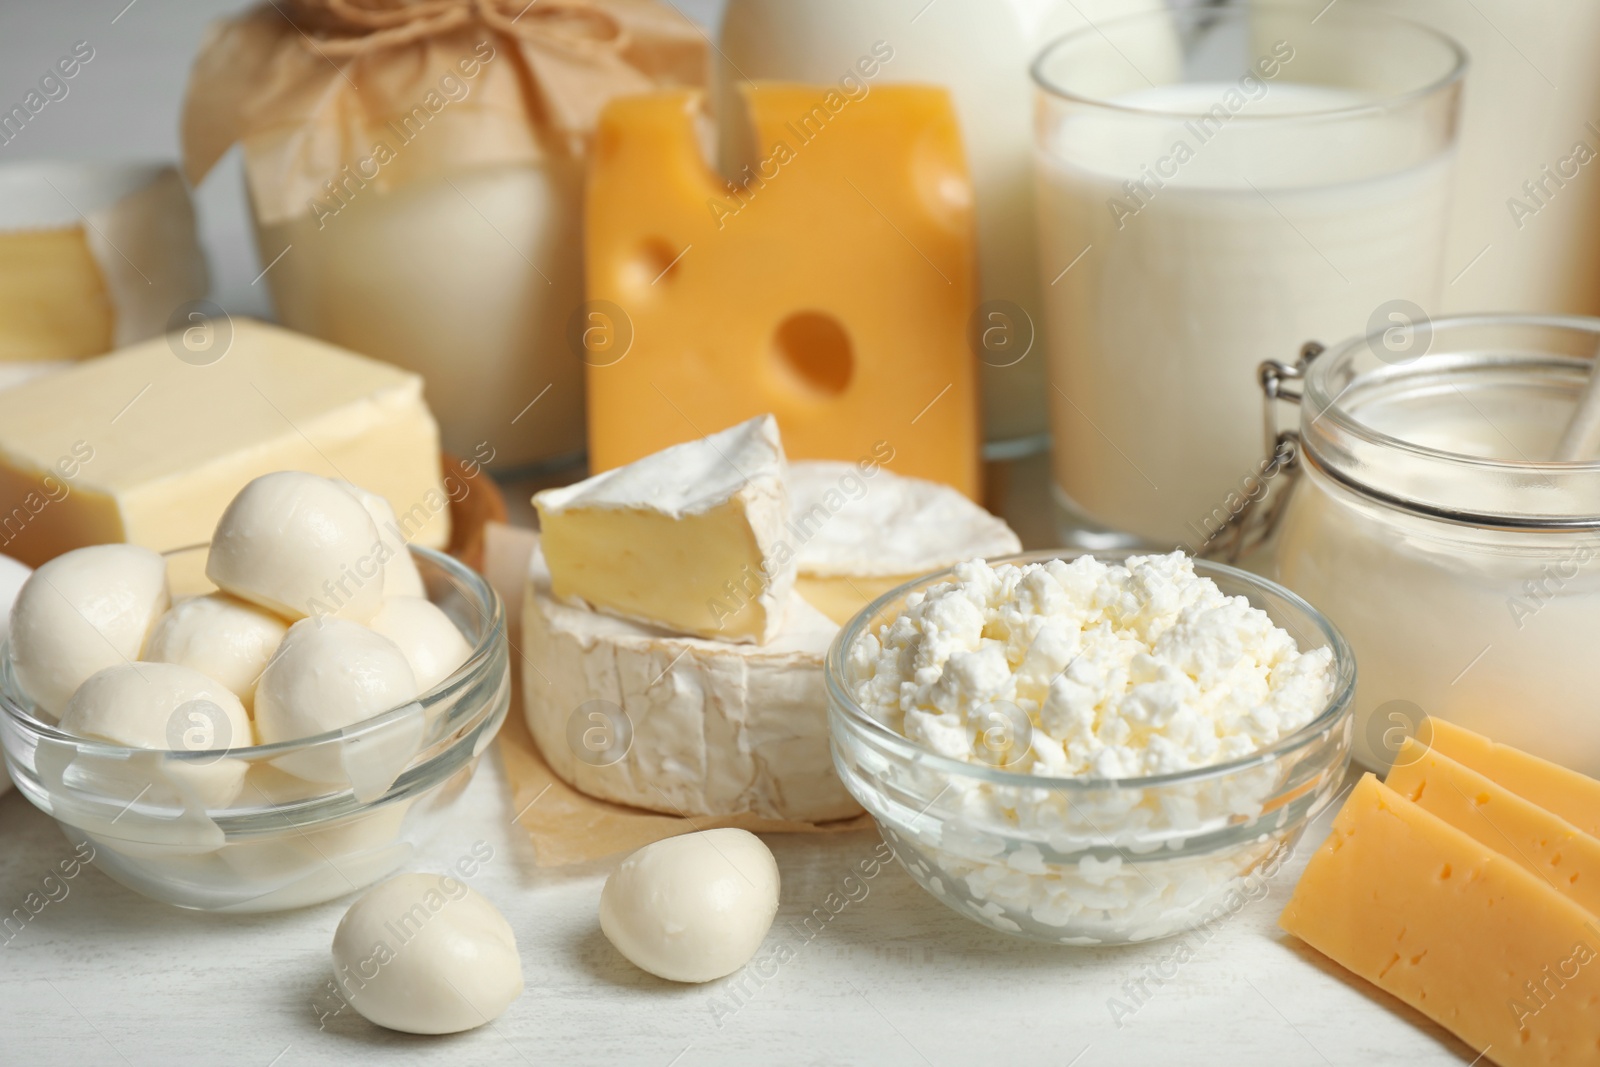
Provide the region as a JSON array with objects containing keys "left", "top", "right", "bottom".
[
  {"left": 788, "top": 460, "right": 1023, "bottom": 624},
  {"left": 522, "top": 542, "right": 861, "bottom": 822}
]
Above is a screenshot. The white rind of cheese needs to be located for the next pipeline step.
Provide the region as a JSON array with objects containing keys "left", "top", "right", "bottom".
[
  {"left": 534, "top": 414, "right": 795, "bottom": 644},
  {"left": 788, "top": 460, "right": 1021, "bottom": 578},
  {"left": 522, "top": 541, "right": 861, "bottom": 822},
  {"left": 786, "top": 460, "right": 1022, "bottom": 626}
]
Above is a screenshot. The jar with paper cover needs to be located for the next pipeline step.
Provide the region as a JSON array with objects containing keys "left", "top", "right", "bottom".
[{"left": 182, "top": 0, "right": 707, "bottom": 470}]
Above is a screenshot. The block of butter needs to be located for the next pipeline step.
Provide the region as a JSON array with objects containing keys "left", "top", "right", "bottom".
[
  {"left": 0, "top": 319, "right": 448, "bottom": 566},
  {"left": 534, "top": 415, "right": 793, "bottom": 643}
]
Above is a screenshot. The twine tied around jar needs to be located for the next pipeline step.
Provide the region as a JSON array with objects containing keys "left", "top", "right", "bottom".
[
  {"left": 289, "top": 0, "right": 630, "bottom": 61},
  {"left": 181, "top": 0, "right": 706, "bottom": 226}
]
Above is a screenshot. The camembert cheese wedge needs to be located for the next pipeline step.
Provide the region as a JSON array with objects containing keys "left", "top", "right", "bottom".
[{"left": 534, "top": 415, "right": 794, "bottom": 644}]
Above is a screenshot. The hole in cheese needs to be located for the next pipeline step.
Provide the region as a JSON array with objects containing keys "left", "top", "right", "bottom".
[
  {"left": 628, "top": 237, "right": 684, "bottom": 290},
  {"left": 771, "top": 311, "right": 853, "bottom": 397}
]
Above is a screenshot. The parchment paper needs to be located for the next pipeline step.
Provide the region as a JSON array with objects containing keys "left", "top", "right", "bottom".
[{"left": 182, "top": 0, "right": 707, "bottom": 225}]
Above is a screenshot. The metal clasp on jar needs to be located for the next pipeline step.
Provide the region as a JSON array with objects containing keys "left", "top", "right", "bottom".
[{"left": 1198, "top": 341, "right": 1325, "bottom": 563}]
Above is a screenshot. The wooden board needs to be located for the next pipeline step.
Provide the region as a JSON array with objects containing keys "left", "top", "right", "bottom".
[{"left": 443, "top": 453, "right": 508, "bottom": 573}]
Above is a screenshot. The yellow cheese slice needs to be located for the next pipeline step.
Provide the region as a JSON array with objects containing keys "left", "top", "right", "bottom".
[
  {"left": 0, "top": 320, "right": 448, "bottom": 566},
  {"left": 585, "top": 84, "right": 980, "bottom": 498},
  {"left": 1427, "top": 717, "right": 1600, "bottom": 839},
  {"left": 1281, "top": 774, "right": 1600, "bottom": 1066},
  {"left": 1388, "top": 740, "right": 1600, "bottom": 917},
  {"left": 0, "top": 226, "right": 114, "bottom": 362}
]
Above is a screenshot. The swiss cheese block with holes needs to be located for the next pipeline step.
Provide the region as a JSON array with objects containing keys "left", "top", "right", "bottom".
[
  {"left": 1280, "top": 774, "right": 1600, "bottom": 1067},
  {"left": 584, "top": 84, "right": 980, "bottom": 499}
]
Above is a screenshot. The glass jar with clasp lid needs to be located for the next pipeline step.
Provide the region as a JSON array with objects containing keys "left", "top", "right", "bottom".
[{"left": 1218, "top": 314, "right": 1600, "bottom": 775}]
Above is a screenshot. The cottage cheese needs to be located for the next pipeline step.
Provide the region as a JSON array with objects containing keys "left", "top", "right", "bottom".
[
  {"left": 849, "top": 552, "right": 1334, "bottom": 779},
  {"left": 842, "top": 553, "right": 1339, "bottom": 943}
]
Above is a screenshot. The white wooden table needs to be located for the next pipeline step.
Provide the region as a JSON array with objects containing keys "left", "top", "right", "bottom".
[{"left": 0, "top": 754, "right": 1480, "bottom": 1067}]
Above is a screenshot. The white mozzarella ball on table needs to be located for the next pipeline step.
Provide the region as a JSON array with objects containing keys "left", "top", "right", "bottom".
[
  {"left": 206, "top": 471, "right": 386, "bottom": 622},
  {"left": 337, "top": 481, "right": 426, "bottom": 599},
  {"left": 59, "top": 662, "right": 253, "bottom": 807},
  {"left": 145, "top": 594, "right": 287, "bottom": 709},
  {"left": 367, "top": 596, "right": 472, "bottom": 693},
  {"left": 600, "top": 829, "right": 781, "bottom": 983},
  {"left": 332, "top": 873, "right": 523, "bottom": 1034},
  {"left": 8, "top": 544, "right": 169, "bottom": 718},
  {"left": 254, "top": 617, "right": 418, "bottom": 744}
]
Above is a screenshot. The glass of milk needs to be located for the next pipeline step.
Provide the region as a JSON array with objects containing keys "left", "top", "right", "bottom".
[
  {"left": 1033, "top": 4, "right": 1465, "bottom": 548},
  {"left": 1273, "top": 314, "right": 1600, "bottom": 778}
]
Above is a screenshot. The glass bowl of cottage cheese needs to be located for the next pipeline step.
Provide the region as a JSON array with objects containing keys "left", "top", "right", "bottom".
[{"left": 827, "top": 550, "right": 1355, "bottom": 945}]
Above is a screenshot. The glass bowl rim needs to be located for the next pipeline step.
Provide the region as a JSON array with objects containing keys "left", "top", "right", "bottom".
[
  {"left": 0, "top": 543, "right": 506, "bottom": 763},
  {"left": 1030, "top": 2, "right": 1468, "bottom": 124},
  {"left": 825, "top": 548, "right": 1356, "bottom": 792}
]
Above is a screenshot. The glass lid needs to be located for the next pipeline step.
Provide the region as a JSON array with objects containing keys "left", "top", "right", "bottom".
[{"left": 1300, "top": 314, "right": 1600, "bottom": 529}]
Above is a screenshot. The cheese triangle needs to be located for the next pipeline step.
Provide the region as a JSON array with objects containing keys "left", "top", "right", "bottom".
[{"left": 533, "top": 414, "right": 794, "bottom": 643}]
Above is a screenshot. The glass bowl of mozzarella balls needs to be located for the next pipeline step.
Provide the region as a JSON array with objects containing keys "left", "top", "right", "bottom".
[{"left": 0, "top": 471, "right": 510, "bottom": 912}]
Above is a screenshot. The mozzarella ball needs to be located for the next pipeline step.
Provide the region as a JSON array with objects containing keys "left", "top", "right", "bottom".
[
  {"left": 332, "top": 873, "right": 523, "bottom": 1034},
  {"left": 59, "top": 662, "right": 252, "bottom": 807},
  {"left": 367, "top": 597, "right": 472, "bottom": 693},
  {"left": 600, "top": 829, "right": 781, "bottom": 983},
  {"left": 254, "top": 617, "right": 418, "bottom": 745},
  {"left": 145, "top": 594, "right": 287, "bottom": 709},
  {"left": 338, "top": 481, "right": 426, "bottom": 599},
  {"left": 8, "top": 544, "right": 169, "bottom": 718},
  {"left": 206, "top": 471, "right": 385, "bottom": 622}
]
